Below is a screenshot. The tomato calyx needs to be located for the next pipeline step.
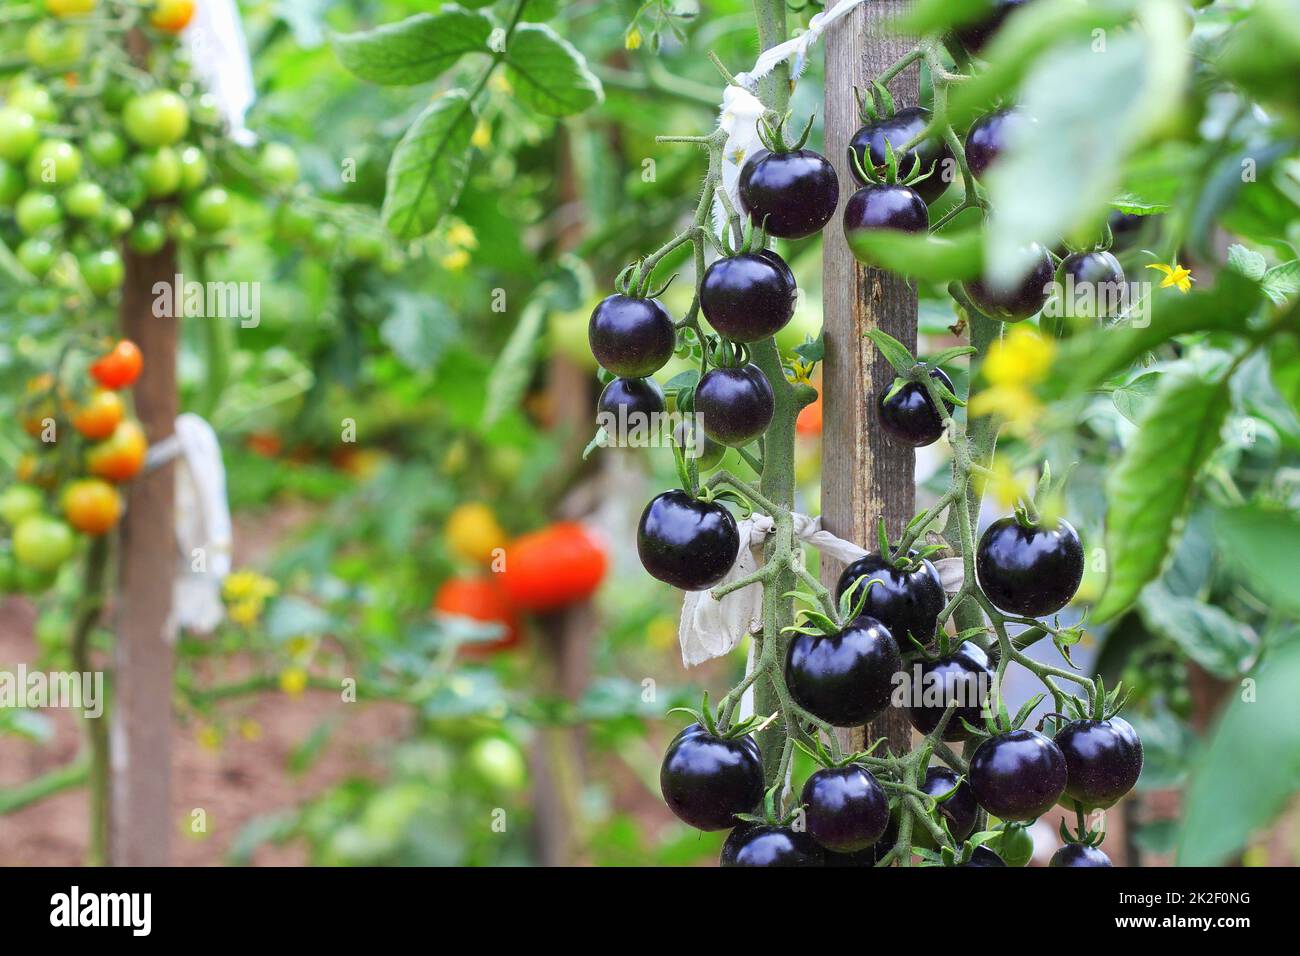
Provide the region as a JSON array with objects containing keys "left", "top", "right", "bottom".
[
  {"left": 667, "top": 691, "right": 773, "bottom": 743},
  {"left": 755, "top": 108, "right": 815, "bottom": 156},
  {"left": 791, "top": 731, "right": 885, "bottom": 772}
]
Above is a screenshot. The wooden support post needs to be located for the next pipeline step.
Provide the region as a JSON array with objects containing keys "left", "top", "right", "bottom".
[
  {"left": 821, "top": 0, "right": 918, "bottom": 756},
  {"left": 110, "top": 243, "right": 178, "bottom": 866}
]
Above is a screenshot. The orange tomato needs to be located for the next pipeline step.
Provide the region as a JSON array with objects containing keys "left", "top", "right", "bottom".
[
  {"left": 21, "top": 373, "right": 61, "bottom": 438},
  {"left": 499, "top": 522, "right": 607, "bottom": 612},
  {"left": 796, "top": 393, "right": 823, "bottom": 436},
  {"left": 433, "top": 576, "right": 520, "bottom": 653},
  {"left": 70, "top": 388, "right": 125, "bottom": 440},
  {"left": 89, "top": 340, "right": 143, "bottom": 390},
  {"left": 61, "top": 478, "right": 122, "bottom": 535},
  {"left": 150, "top": 0, "right": 195, "bottom": 32},
  {"left": 86, "top": 419, "right": 147, "bottom": 482},
  {"left": 17, "top": 452, "right": 59, "bottom": 489}
]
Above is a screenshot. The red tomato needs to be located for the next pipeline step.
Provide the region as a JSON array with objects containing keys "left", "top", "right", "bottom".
[
  {"left": 89, "top": 340, "right": 143, "bottom": 390},
  {"left": 86, "top": 419, "right": 147, "bottom": 482},
  {"left": 499, "top": 522, "right": 607, "bottom": 612},
  {"left": 433, "top": 577, "right": 520, "bottom": 653},
  {"left": 796, "top": 393, "right": 822, "bottom": 436}
]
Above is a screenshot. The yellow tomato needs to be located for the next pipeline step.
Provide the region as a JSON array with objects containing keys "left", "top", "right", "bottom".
[
  {"left": 61, "top": 478, "right": 122, "bottom": 535},
  {"left": 444, "top": 502, "right": 506, "bottom": 565},
  {"left": 46, "top": 0, "right": 97, "bottom": 17},
  {"left": 149, "top": 0, "right": 195, "bottom": 32}
]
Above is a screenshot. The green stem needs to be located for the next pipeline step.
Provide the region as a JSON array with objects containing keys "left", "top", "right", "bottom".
[{"left": 71, "top": 535, "right": 110, "bottom": 867}]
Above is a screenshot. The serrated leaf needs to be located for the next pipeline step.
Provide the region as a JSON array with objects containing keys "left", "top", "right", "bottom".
[
  {"left": 793, "top": 332, "right": 824, "bottom": 364},
  {"left": 1109, "top": 195, "right": 1168, "bottom": 215},
  {"left": 662, "top": 369, "right": 700, "bottom": 392},
  {"left": 332, "top": 8, "right": 492, "bottom": 85},
  {"left": 1092, "top": 374, "right": 1230, "bottom": 622},
  {"left": 1137, "top": 585, "right": 1257, "bottom": 679},
  {"left": 1111, "top": 371, "right": 1162, "bottom": 424},
  {"left": 1214, "top": 504, "right": 1300, "bottom": 616},
  {"left": 1261, "top": 260, "right": 1300, "bottom": 304},
  {"left": 382, "top": 90, "right": 476, "bottom": 240},
  {"left": 864, "top": 328, "right": 917, "bottom": 375},
  {"left": 1226, "top": 243, "right": 1268, "bottom": 281},
  {"left": 504, "top": 24, "right": 603, "bottom": 117}
]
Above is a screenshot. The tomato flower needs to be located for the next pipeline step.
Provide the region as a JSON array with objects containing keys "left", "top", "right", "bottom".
[{"left": 1146, "top": 261, "right": 1194, "bottom": 293}]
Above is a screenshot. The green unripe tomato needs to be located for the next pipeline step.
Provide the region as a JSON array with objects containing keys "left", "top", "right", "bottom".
[
  {"left": 122, "top": 90, "right": 190, "bottom": 148},
  {"left": 0, "top": 159, "right": 24, "bottom": 205},
  {"left": 13, "top": 514, "right": 77, "bottom": 573},
  {"left": 177, "top": 144, "right": 208, "bottom": 192},
  {"left": 132, "top": 146, "right": 182, "bottom": 198},
  {"left": 0, "top": 484, "right": 45, "bottom": 527},
  {"left": 257, "top": 142, "right": 300, "bottom": 188},
  {"left": 102, "top": 204, "right": 133, "bottom": 236},
  {"left": 310, "top": 221, "right": 340, "bottom": 255},
  {"left": 185, "top": 186, "right": 231, "bottom": 232},
  {"left": 16, "top": 237, "right": 57, "bottom": 278},
  {"left": 79, "top": 248, "right": 125, "bottom": 296},
  {"left": 7, "top": 87, "right": 57, "bottom": 123},
  {"left": 61, "top": 180, "right": 106, "bottom": 219},
  {"left": 467, "top": 737, "right": 528, "bottom": 793},
  {"left": 128, "top": 219, "right": 167, "bottom": 255},
  {"left": 992, "top": 825, "right": 1035, "bottom": 867},
  {"left": 85, "top": 129, "right": 127, "bottom": 167},
  {"left": 15, "top": 191, "right": 63, "bottom": 235},
  {"left": 0, "top": 108, "right": 39, "bottom": 162},
  {"left": 344, "top": 231, "right": 385, "bottom": 262},
  {"left": 26, "top": 139, "right": 83, "bottom": 188},
  {"left": 24, "top": 21, "right": 87, "bottom": 70},
  {"left": 274, "top": 201, "right": 314, "bottom": 242}
]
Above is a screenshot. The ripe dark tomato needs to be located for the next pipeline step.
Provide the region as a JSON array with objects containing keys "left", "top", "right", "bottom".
[
  {"left": 976, "top": 515, "right": 1084, "bottom": 617},
  {"left": 834, "top": 550, "right": 944, "bottom": 645},
  {"left": 587, "top": 294, "right": 676, "bottom": 378},
  {"left": 695, "top": 364, "right": 774, "bottom": 447},
  {"left": 738, "top": 148, "right": 839, "bottom": 240},
  {"left": 959, "top": 845, "right": 1007, "bottom": 867},
  {"left": 1058, "top": 250, "right": 1126, "bottom": 320},
  {"left": 965, "top": 108, "right": 1029, "bottom": 182},
  {"left": 954, "top": 0, "right": 1031, "bottom": 54},
  {"left": 824, "top": 813, "right": 898, "bottom": 866},
  {"left": 963, "top": 244, "right": 1054, "bottom": 321},
  {"left": 720, "top": 824, "right": 824, "bottom": 867},
  {"left": 1049, "top": 843, "right": 1112, "bottom": 867},
  {"left": 969, "top": 729, "right": 1067, "bottom": 822},
  {"left": 1054, "top": 716, "right": 1143, "bottom": 811},
  {"left": 914, "top": 767, "right": 979, "bottom": 847},
  {"left": 700, "top": 251, "right": 797, "bottom": 343},
  {"left": 842, "top": 183, "right": 929, "bottom": 265},
  {"left": 905, "top": 642, "right": 994, "bottom": 741},
  {"left": 848, "top": 107, "right": 952, "bottom": 204},
  {"left": 637, "top": 490, "right": 739, "bottom": 591},
  {"left": 1107, "top": 209, "right": 1146, "bottom": 251},
  {"left": 785, "top": 616, "right": 900, "bottom": 727},
  {"left": 877, "top": 366, "right": 955, "bottom": 448},
  {"left": 800, "top": 765, "right": 889, "bottom": 853},
  {"left": 660, "top": 723, "right": 763, "bottom": 831},
  {"left": 597, "top": 377, "right": 665, "bottom": 420}
]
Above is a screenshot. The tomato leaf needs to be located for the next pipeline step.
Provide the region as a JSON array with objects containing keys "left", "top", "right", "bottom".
[
  {"left": 1092, "top": 374, "right": 1230, "bottom": 622},
  {"left": 504, "top": 24, "right": 603, "bottom": 117},
  {"left": 1269, "top": 332, "right": 1300, "bottom": 416},
  {"left": 1177, "top": 637, "right": 1300, "bottom": 866},
  {"left": 863, "top": 328, "right": 917, "bottom": 376},
  {"left": 331, "top": 9, "right": 493, "bottom": 86},
  {"left": 1136, "top": 585, "right": 1258, "bottom": 679},
  {"left": 382, "top": 90, "right": 476, "bottom": 240},
  {"left": 481, "top": 297, "right": 549, "bottom": 429},
  {"left": 1214, "top": 504, "right": 1300, "bottom": 616},
  {"left": 845, "top": 228, "right": 983, "bottom": 282}
]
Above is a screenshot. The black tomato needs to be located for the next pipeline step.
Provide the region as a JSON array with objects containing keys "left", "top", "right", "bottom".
[
  {"left": 720, "top": 824, "right": 825, "bottom": 867},
  {"left": 848, "top": 107, "right": 952, "bottom": 204},
  {"left": 738, "top": 148, "right": 839, "bottom": 240},
  {"left": 834, "top": 550, "right": 945, "bottom": 645},
  {"left": 823, "top": 814, "right": 899, "bottom": 866},
  {"left": 964, "top": 108, "right": 1029, "bottom": 182},
  {"left": 877, "top": 365, "right": 955, "bottom": 448},
  {"left": 1049, "top": 843, "right": 1112, "bottom": 867},
  {"left": 905, "top": 641, "right": 994, "bottom": 742},
  {"left": 969, "top": 729, "right": 1068, "bottom": 823},
  {"left": 1107, "top": 209, "right": 1146, "bottom": 251},
  {"left": 700, "top": 251, "right": 797, "bottom": 343},
  {"left": 976, "top": 515, "right": 1084, "bottom": 618},
  {"left": 962, "top": 244, "right": 1054, "bottom": 322},
  {"left": 954, "top": 0, "right": 1031, "bottom": 55},
  {"left": 660, "top": 723, "right": 764, "bottom": 831},
  {"left": 785, "top": 616, "right": 900, "bottom": 727},
  {"left": 1054, "top": 716, "right": 1143, "bottom": 811},
  {"left": 1058, "top": 250, "right": 1126, "bottom": 320},
  {"left": 637, "top": 490, "right": 739, "bottom": 591},
  {"left": 958, "top": 845, "right": 1007, "bottom": 867},
  {"left": 800, "top": 765, "right": 890, "bottom": 853},
  {"left": 914, "top": 767, "right": 979, "bottom": 848},
  {"left": 597, "top": 377, "right": 664, "bottom": 422},
  {"left": 588, "top": 294, "right": 676, "bottom": 377},
  {"left": 695, "top": 363, "right": 774, "bottom": 447},
  {"left": 842, "top": 183, "right": 929, "bottom": 266}
]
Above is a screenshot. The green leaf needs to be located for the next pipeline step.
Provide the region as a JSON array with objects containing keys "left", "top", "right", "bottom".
[
  {"left": 1226, "top": 243, "right": 1268, "bottom": 281},
  {"left": 1270, "top": 332, "right": 1300, "bottom": 415},
  {"left": 845, "top": 228, "right": 983, "bottom": 282},
  {"left": 1110, "top": 371, "right": 1162, "bottom": 425},
  {"left": 897, "top": 0, "right": 995, "bottom": 35},
  {"left": 1092, "top": 374, "right": 1230, "bottom": 622},
  {"left": 264, "top": 596, "right": 334, "bottom": 641},
  {"left": 1262, "top": 260, "right": 1300, "bottom": 305},
  {"left": 1108, "top": 195, "right": 1168, "bottom": 215},
  {"left": 864, "top": 328, "right": 917, "bottom": 376},
  {"left": 1216, "top": 0, "right": 1300, "bottom": 119},
  {"left": 1131, "top": 820, "right": 1178, "bottom": 855},
  {"left": 379, "top": 293, "right": 455, "bottom": 372},
  {"left": 793, "top": 332, "right": 824, "bottom": 364},
  {"left": 482, "top": 297, "right": 549, "bottom": 428},
  {"left": 1126, "top": 707, "right": 1196, "bottom": 791},
  {"left": 331, "top": 8, "right": 492, "bottom": 86},
  {"left": 982, "top": 6, "right": 1188, "bottom": 286},
  {"left": 382, "top": 90, "right": 476, "bottom": 240},
  {"left": 1137, "top": 585, "right": 1258, "bottom": 679},
  {"left": 1214, "top": 504, "right": 1300, "bottom": 616},
  {"left": 504, "top": 24, "right": 603, "bottom": 117},
  {"left": 1177, "top": 639, "right": 1300, "bottom": 866}
]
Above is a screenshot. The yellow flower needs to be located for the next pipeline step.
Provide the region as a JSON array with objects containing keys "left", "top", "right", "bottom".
[
  {"left": 279, "top": 667, "right": 308, "bottom": 698},
  {"left": 1146, "top": 261, "right": 1194, "bottom": 293},
  {"left": 973, "top": 456, "right": 1029, "bottom": 509},
  {"left": 625, "top": 25, "right": 643, "bottom": 50},
  {"left": 489, "top": 72, "right": 512, "bottom": 95},
  {"left": 223, "top": 569, "right": 279, "bottom": 602},
  {"left": 445, "top": 221, "right": 478, "bottom": 250},
  {"left": 286, "top": 635, "right": 316, "bottom": 659},
  {"left": 471, "top": 120, "right": 491, "bottom": 150},
  {"left": 197, "top": 724, "right": 223, "bottom": 751},
  {"left": 228, "top": 599, "right": 262, "bottom": 627},
  {"left": 969, "top": 384, "right": 1042, "bottom": 433},
  {"left": 239, "top": 718, "right": 262, "bottom": 742},
  {"left": 440, "top": 248, "right": 471, "bottom": 271},
  {"left": 786, "top": 357, "right": 815, "bottom": 386},
  {"left": 983, "top": 326, "right": 1054, "bottom": 389}
]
